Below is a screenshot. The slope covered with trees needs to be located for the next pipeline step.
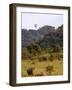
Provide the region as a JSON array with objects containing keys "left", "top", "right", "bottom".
[{"left": 22, "top": 25, "right": 63, "bottom": 59}]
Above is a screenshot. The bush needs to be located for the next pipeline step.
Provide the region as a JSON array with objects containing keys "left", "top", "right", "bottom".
[
  {"left": 38, "top": 56, "right": 47, "bottom": 61},
  {"left": 42, "top": 56, "right": 47, "bottom": 61},
  {"left": 31, "top": 62, "right": 35, "bottom": 64},
  {"left": 46, "top": 65, "right": 54, "bottom": 75},
  {"left": 27, "top": 43, "right": 41, "bottom": 55},
  {"left": 53, "top": 53, "right": 63, "bottom": 61},
  {"left": 49, "top": 54, "right": 54, "bottom": 61}
]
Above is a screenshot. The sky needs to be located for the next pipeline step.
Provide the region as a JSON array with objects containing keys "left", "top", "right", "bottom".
[{"left": 22, "top": 13, "right": 63, "bottom": 30}]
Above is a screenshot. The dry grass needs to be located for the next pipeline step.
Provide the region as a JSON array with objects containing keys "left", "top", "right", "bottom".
[{"left": 21, "top": 53, "right": 63, "bottom": 77}]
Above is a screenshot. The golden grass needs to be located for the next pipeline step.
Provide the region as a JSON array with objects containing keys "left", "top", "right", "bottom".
[{"left": 21, "top": 58, "right": 63, "bottom": 77}]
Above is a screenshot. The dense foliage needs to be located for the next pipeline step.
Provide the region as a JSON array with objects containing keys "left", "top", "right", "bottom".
[{"left": 22, "top": 25, "right": 63, "bottom": 60}]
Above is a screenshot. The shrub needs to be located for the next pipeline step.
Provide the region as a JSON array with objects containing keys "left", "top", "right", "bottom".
[
  {"left": 31, "top": 62, "right": 35, "bottom": 64},
  {"left": 57, "top": 54, "right": 63, "bottom": 61},
  {"left": 38, "top": 56, "right": 47, "bottom": 61},
  {"left": 46, "top": 65, "right": 54, "bottom": 75},
  {"left": 49, "top": 54, "right": 54, "bottom": 61},
  {"left": 42, "top": 56, "right": 47, "bottom": 61}
]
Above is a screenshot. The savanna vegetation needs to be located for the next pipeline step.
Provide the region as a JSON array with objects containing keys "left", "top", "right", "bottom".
[{"left": 21, "top": 25, "right": 63, "bottom": 77}]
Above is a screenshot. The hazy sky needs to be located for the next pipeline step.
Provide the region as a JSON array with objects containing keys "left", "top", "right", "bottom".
[{"left": 22, "top": 13, "right": 63, "bottom": 30}]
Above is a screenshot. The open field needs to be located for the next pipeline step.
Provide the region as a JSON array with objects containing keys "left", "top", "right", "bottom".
[{"left": 21, "top": 53, "right": 63, "bottom": 77}]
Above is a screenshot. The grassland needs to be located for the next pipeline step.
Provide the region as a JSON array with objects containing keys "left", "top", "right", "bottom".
[{"left": 21, "top": 53, "right": 63, "bottom": 77}]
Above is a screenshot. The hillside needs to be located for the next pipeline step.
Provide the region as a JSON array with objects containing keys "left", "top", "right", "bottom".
[
  {"left": 22, "top": 25, "right": 55, "bottom": 47},
  {"left": 37, "top": 25, "right": 63, "bottom": 52}
]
